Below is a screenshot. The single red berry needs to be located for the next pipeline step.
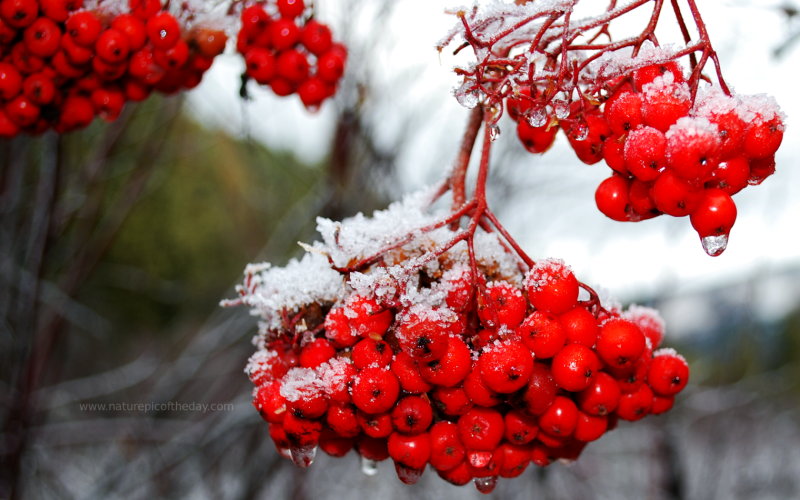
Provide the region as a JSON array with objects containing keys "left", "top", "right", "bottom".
[
  {"left": 504, "top": 409, "right": 538, "bottom": 445},
  {"left": 497, "top": 442, "right": 531, "bottom": 479},
  {"left": 651, "top": 394, "right": 676, "bottom": 414},
  {"left": 351, "top": 338, "right": 392, "bottom": 369},
  {"left": 429, "top": 421, "right": 466, "bottom": 472},
  {"left": 61, "top": 32, "right": 94, "bottom": 64},
  {"left": 516, "top": 119, "right": 557, "bottom": 154},
  {"left": 351, "top": 366, "right": 400, "bottom": 414},
  {"left": 595, "top": 175, "right": 633, "bottom": 222},
  {"left": 706, "top": 110, "right": 746, "bottom": 160},
  {"left": 277, "top": 0, "right": 305, "bottom": 19},
  {"left": 419, "top": 335, "right": 471, "bottom": 387},
  {"left": 276, "top": 48, "right": 309, "bottom": 83},
  {"left": 298, "top": 337, "right": 335, "bottom": 368},
  {"left": 624, "top": 125, "right": 667, "bottom": 182},
  {"left": 478, "top": 340, "right": 533, "bottom": 394},
  {"left": 91, "top": 87, "right": 126, "bottom": 121},
  {"left": 628, "top": 178, "right": 660, "bottom": 220},
  {"left": 463, "top": 367, "right": 503, "bottom": 408},
  {"left": 396, "top": 310, "right": 453, "bottom": 360},
  {"left": 0, "top": 62, "right": 23, "bottom": 100},
  {"left": 526, "top": 259, "right": 580, "bottom": 314},
  {"left": 298, "top": 77, "right": 332, "bottom": 109},
  {"left": 537, "top": 395, "right": 578, "bottom": 437},
  {"left": 193, "top": 27, "right": 227, "bottom": 58},
  {"left": 390, "top": 351, "right": 432, "bottom": 394},
  {"left": 345, "top": 295, "right": 393, "bottom": 339},
  {"left": 128, "top": 47, "right": 165, "bottom": 85},
  {"left": 323, "top": 306, "right": 356, "bottom": 348},
  {"left": 0, "top": 0, "right": 37, "bottom": 28},
  {"left": 666, "top": 117, "right": 721, "bottom": 183},
  {"left": 96, "top": 29, "right": 131, "bottom": 64},
  {"left": 633, "top": 61, "right": 684, "bottom": 90},
  {"left": 506, "top": 85, "right": 535, "bottom": 121},
  {"left": 530, "top": 443, "right": 553, "bottom": 467},
  {"left": 641, "top": 79, "right": 691, "bottom": 132},
  {"left": 388, "top": 431, "right": 431, "bottom": 470},
  {"left": 326, "top": 403, "right": 360, "bottom": 438},
  {"left": 146, "top": 11, "right": 181, "bottom": 50},
  {"left": 357, "top": 410, "right": 393, "bottom": 438},
  {"left": 597, "top": 318, "right": 646, "bottom": 371},
  {"left": 240, "top": 4, "right": 269, "bottom": 33},
  {"left": 40, "top": 0, "right": 82, "bottom": 22},
  {"left": 577, "top": 371, "right": 621, "bottom": 416},
  {"left": 743, "top": 116, "right": 784, "bottom": 160},
  {"left": 748, "top": 155, "right": 776, "bottom": 185},
  {"left": 605, "top": 91, "right": 643, "bottom": 135},
  {"left": 648, "top": 350, "right": 689, "bottom": 396},
  {"left": 300, "top": 20, "right": 332, "bottom": 55},
  {"left": 520, "top": 362, "right": 558, "bottom": 415},
  {"left": 573, "top": 411, "right": 608, "bottom": 442},
  {"left": 690, "top": 188, "right": 737, "bottom": 239},
  {"left": 154, "top": 39, "right": 190, "bottom": 69},
  {"left": 319, "top": 428, "right": 354, "bottom": 457},
  {"left": 610, "top": 355, "right": 650, "bottom": 394},
  {"left": 111, "top": 13, "right": 147, "bottom": 51},
  {"left": 6, "top": 95, "right": 39, "bottom": 127},
  {"left": 23, "top": 17, "right": 62, "bottom": 58},
  {"left": 551, "top": 343, "right": 601, "bottom": 392},
  {"left": 253, "top": 380, "right": 287, "bottom": 424},
  {"left": 431, "top": 386, "right": 473, "bottom": 416},
  {"left": 602, "top": 135, "right": 628, "bottom": 175},
  {"left": 651, "top": 170, "right": 703, "bottom": 217},
  {"left": 706, "top": 157, "right": 749, "bottom": 195},
  {"left": 22, "top": 72, "right": 56, "bottom": 105},
  {"left": 286, "top": 390, "right": 328, "bottom": 420},
  {"left": 282, "top": 411, "right": 322, "bottom": 447},
  {"left": 477, "top": 282, "right": 527, "bottom": 329},
  {"left": 457, "top": 407, "right": 504, "bottom": 451},
  {"left": 66, "top": 10, "right": 101, "bottom": 46},
  {"left": 124, "top": 78, "right": 152, "bottom": 102},
  {"left": 93, "top": 57, "right": 127, "bottom": 81},
  {"left": 391, "top": 395, "right": 433, "bottom": 435},
  {"left": 616, "top": 383, "right": 654, "bottom": 421},
  {"left": 564, "top": 111, "right": 611, "bottom": 165},
  {"left": 317, "top": 44, "right": 346, "bottom": 82},
  {"left": 129, "top": 0, "right": 161, "bottom": 20},
  {"left": 268, "top": 423, "right": 290, "bottom": 457},
  {"left": 268, "top": 18, "right": 300, "bottom": 51},
  {"left": 558, "top": 306, "right": 599, "bottom": 347}
]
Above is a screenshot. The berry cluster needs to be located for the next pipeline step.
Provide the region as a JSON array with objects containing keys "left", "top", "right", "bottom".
[
  {"left": 0, "top": 0, "right": 228, "bottom": 136},
  {"left": 237, "top": 0, "right": 346, "bottom": 110},
  {"left": 231, "top": 196, "right": 689, "bottom": 493},
  {"left": 508, "top": 61, "right": 784, "bottom": 256}
]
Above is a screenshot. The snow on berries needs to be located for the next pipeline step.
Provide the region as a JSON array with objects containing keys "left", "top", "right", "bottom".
[{"left": 226, "top": 190, "right": 691, "bottom": 494}]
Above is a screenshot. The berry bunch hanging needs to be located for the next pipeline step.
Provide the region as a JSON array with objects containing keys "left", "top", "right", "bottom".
[
  {"left": 0, "top": 0, "right": 347, "bottom": 137},
  {"left": 0, "top": 0, "right": 228, "bottom": 136},
  {"left": 443, "top": 0, "right": 784, "bottom": 256},
  {"left": 226, "top": 188, "right": 689, "bottom": 493},
  {"left": 236, "top": 0, "right": 346, "bottom": 110}
]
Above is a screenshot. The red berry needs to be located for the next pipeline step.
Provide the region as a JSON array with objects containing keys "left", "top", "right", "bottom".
[
  {"left": 651, "top": 394, "right": 675, "bottom": 414},
  {"left": 317, "top": 44, "right": 346, "bottom": 82},
  {"left": 595, "top": 174, "right": 633, "bottom": 222},
  {"left": 551, "top": 343, "right": 601, "bottom": 392},
  {"left": 605, "top": 91, "right": 643, "bottom": 135},
  {"left": 616, "top": 384, "right": 654, "bottom": 421},
  {"left": 282, "top": 411, "right": 322, "bottom": 447},
  {"left": 596, "top": 318, "right": 646, "bottom": 371},
  {"left": 526, "top": 259, "right": 580, "bottom": 314},
  {"left": 345, "top": 295, "right": 392, "bottom": 339},
  {"left": 129, "top": 0, "right": 161, "bottom": 20},
  {"left": 111, "top": 13, "right": 148, "bottom": 51},
  {"left": 193, "top": 27, "right": 227, "bottom": 58},
  {"left": 497, "top": 442, "right": 531, "bottom": 479},
  {"left": 146, "top": 11, "right": 181, "bottom": 50},
  {"left": 390, "top": 351, "right": 432, "bottom": 394},
  {"left": 602, "top": 135, "right": 628, "bottom": 175},
  {"left": 91, "top": 87, "right": 125, "bottom": 121},
  {"left": 419, "top": 335, "right": 471, "bottom": 387},
  {"left": 516, "top": 119, "right": 557, "bottom": 154},
  {"left": 520, "top": 362, "right": 558, "bottom": 415},
  {"left": 268, "top": 18, "right": 300, "bottom": 51},
  {"left": 517, "top": 311, "right": 566, "bottom": 358},
  {"left": 40, "top": 0, "right": 82, "bottom": 23},
  {"left": 0, "top": 62, "right": 22, "bottom": 100},
  {"left": 298, "top": 77, "right": 331, "bottom": 109},
  {"left": 651, "top": 170, "right": 702, "bottom": 217},
  {"left": 577, "top": 371, "right": 621, "bottom": 416},
  {"left": 326, "top": 403, "right": 360, "bottom": 437},
  {"left": 429, "top": 421, "right": 466, "bottom": 472},
  {"left": 478, "top": 340, "right": 533, "bottom": 393},
  {"left": 558, "top": 306, "right": 598, "bottom": 347},
  {"left": 707, "top": 157, "right": 749, "bottom": 195},
  {"left": 22, "top": 72, "right": 55, "bottom": 105},
  {"left": 66, "top": 10, "right": 101, "bottom": 46},
  {"left": 463, "top": 367, "right": 503, "bottom": 408},
  {"left": 477, "top": 282, "right": 526, "bottom": 329},
  {"left": 573, "top": 411, "right": 608, "bottom": 442},
  {"left": 388, "top": 431, "right": 431, "bottom": 470},
  {"left": 298, "top": 338, "right": 335, "bottom": 368},
  {"left": 564, "top": 111, "right": 611, "bottom": 165},
  {"left": 743, "top": 116, "right": 784, "bottom": 159},
  {"left": 351, "top": 366, "right": 400, "bottom": 414},
  {"left": 624, "top": 125, "right": 667, "bottom": 182},
  {"left": 0, "top": 0, "right": 37, "bottom": 28},
  {"left": 633, "top": 61, "right": 684, "bottom": 90},
  {"left": 351, "top": 337, "right": 392, "bottom": 370},
  {"left": 276, "top": 48, "right": 309, "bottom": 83},
  {"left": 277, "top": 0, "right": 305, "bottom": 19},
  {"left": 396, "top": 310, "right": 452, "bottom": 360},
  {"left": 431, "top": 386, "right": 473, "bottom": 416},
  {"left": 666, "top": 117, "right": 721, "bottom": 183},
  {"left": 6, "top": 95, "right": 39, "bottom": 127},
  {"left": 319, "top": 429, "right": 353, "bottom": 457},
  {"left": 457, "top": 407, "right": 504, "bottom": 451},
  {"left": 504, "top": 409, "right": 538, "bottom": 445},
  {"left": 300, "top": 20, "right": 332, "bottom": 55},
  {"left": 537, "top": 395, "right": 578, "bottom": 437},
  {"left": 96, "top": 29, "right": 131, "bottom": 64},
  {"left": 23, "top": 17, "right": 62, "bottom": 58},
  {"left": 690, "top": 188, "right": 737, "bottom": 241},
  {"left": 391, "top": 395, "right": 433, "bottom": 435},
  {"left": 641, "top": 79, "right": 691, "bottom": 132},
  {"left": 253, "top": 380, "right": 287, "bottom": 424},
  {"left": 355, "top": 435, "right": 389, "bottom": 461},
  {"left": 648, "top": 350, "right": 689, "bottom": 396},
  {"left": 357, "top": 410, "right": 393, "bottom": 438}
]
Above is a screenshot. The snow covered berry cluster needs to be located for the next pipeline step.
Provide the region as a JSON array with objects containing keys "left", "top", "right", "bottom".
[
  {"left": 227, "top": 193, "right": 689, "bottom": 493},
  {"left": 237, "top": 0, "right": 346, "bottom": 110},
  {"left": 0, "top": 0, "right": 227, "bottom": 136}
]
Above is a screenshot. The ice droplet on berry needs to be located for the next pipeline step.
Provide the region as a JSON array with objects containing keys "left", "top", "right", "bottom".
[
  {"left": 527, "top": 107, "right": 548, "bottom": 127},
  {"left": 289, "top": 444, "right": 318, "bottom": 468},
  {"left": 474, "top": 476, "right": 498, "bottom": 494},
  {"left": 360, "top": 457, "right": 379, "bottom": 476},
  {"left": 394, "top": 463, "right": 424, "bottom": 485},
  {"left": 701, "top": 234, "right": 728, "bottom": 256},
  {"left": 489, "top": 124, "right": 501, "bottom": 142},
  {"left": 572, "top": 122, "right": 589, "bottom": 141},
  {"left": 553, "top": 99, "right": 570, "bottom": 119}
]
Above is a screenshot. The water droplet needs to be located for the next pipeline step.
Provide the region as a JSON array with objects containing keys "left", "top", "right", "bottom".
[
  {"left": 701, "top": 234, "right": 728, "bottom": 256},
  {"left": 473, "top": 476, "right": 498, "bottom": 494},
  {"left": 558, "top": 458, "right": 577, "bottom": 466},
  {"left": 468, "top": 450, "right": 493, "bottom": 468},
  {"left": 394, "top": 463, "right": 423, "bottom": 485},
  {"left": 526, "top": 107, "right": 548, "bottom": 127},
  {"left": 489, "top": 124, "right": 501, "bottom": 142},
  {"left": 553, "top": 99, "right": 570, "bottom": 119},
  {"left": 305, "top": 104, "right": 321, "bottom": 114},
  {"left": 360, "top": 457, "right": 379, "bottom": 476},
  {"left": 572, "top": 121, "right": 589, "bottom": 141},
  {"left": 455, "top": 81, "right": 480, "bottom": 109},
  {"left": 278, "top": 447, "right": 292, "bottom": 460},
  {"left": 289, "top": 444, "right": 318, "bottom": 468}
]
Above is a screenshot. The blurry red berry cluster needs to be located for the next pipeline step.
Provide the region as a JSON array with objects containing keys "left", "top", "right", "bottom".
[
  {"left": 0, "top": 0, "right": 229, "bottom": 136},
  {"left": 237, "top": 0, "right": 346, "bottom": 110},
  {"left": 245, "top": 253, "right": 688, "bottom": 493},
  {"left": 508, "top": 61, "right": 784, "bottom": 256}
]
